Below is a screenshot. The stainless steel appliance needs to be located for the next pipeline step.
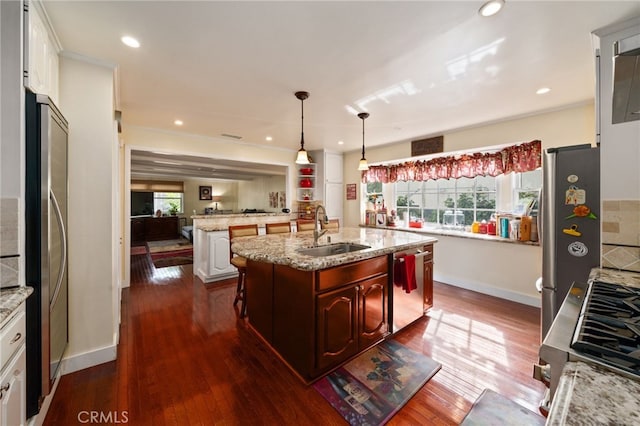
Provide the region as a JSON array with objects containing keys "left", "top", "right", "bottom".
[
  {"left": 391, "top": 248, "right": 429, "bottom": 333},
  {"left": 539, "top": 276, "right": 640, "bottom": 402},
  {"left": 540, "top": 144, "right": 600, "bottom": 341},
  {"left": 24, "top": 90, "right": 69, "bottom": 417}
]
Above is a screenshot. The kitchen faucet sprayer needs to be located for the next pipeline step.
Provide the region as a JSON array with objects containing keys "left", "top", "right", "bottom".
[{"left": 314, "top": 204, "right": 328, "bottom": 246}]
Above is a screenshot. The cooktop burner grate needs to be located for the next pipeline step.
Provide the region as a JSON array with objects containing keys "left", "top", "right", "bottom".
[{"left": 571, "top": 280, "right": 640, "bottom": 376}]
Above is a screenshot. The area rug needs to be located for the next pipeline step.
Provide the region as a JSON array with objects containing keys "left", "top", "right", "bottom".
[
  {"left": 131, "top": 245, "right": 147, "bottom": 255},
  {"left": 313, "top": 339, "right": 441, "bottom": 425},
  {"left": 146, "top": 239, "right": 193, "bottom": 268},
  {"left": 460, "top": 389, "right": 545, "bottom": 426}
]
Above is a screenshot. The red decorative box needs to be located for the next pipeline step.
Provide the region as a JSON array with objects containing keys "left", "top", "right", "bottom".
[{"left": 409, "top": 221, "right": 423, "bottom": 228}]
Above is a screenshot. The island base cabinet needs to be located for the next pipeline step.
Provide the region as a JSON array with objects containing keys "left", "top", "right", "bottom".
[
  {"left": 247, "top": 256, "right": 390, "bottom": 382},
  {"left": 316, "top": 286, "right": 359, "bottom": 371},
  {"left": 316, "top": 274, "right": 388, "bottom": 372},
  {"left": 359, "top": 275, "right": 388, "bottom": 349}
]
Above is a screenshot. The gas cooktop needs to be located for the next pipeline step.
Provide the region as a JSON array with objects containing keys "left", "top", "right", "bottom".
[{"left": 571, "top": 280, "right": 640, "bottom": 376}]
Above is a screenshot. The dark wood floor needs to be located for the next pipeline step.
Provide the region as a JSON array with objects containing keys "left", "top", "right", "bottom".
[{"left": 44, "top": 253, "right": 545, "bottom": 425}]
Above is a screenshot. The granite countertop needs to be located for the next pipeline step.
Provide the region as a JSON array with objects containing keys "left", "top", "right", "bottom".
[
  {"left": 231, "top": 226, "right": 437, "bottom": 271},
  {"left": 368, "top": 224, "right": 539, "bottom": 246},
  {"left": 588, "top": 267, "right": 640, "bottom": 288},
  {"left": 0, "top": 286, "right": 33, "bottom": 326},
  {"left": 193, "top": 212, "right": 296, "bottom": 232},
  {"left": 192, "top": 212, "right": 291, "bottom": 219},
  {"left": 547, "top": 361, "right": 640, "bottom": 425}
]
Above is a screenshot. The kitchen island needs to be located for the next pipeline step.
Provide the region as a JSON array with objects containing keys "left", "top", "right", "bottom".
[
  {"left": 192, "top": 212, "right": 295, "bottom": 283},
  {"left": 232, "top": 227, "right": 437, "bottom": 382}
]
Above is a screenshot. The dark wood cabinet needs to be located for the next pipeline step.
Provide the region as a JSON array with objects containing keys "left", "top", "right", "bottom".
[
  {"left": 130, "top": 216, "right": 180, "bottom": 244},
  {"left": 423, "top": 244, "right": 434, "bottom": 310},
  {"left": 359, "top": 275, "right": 388, "bottom": 347},
  {"left": 145, "top": 216, "right": 179, "bottom": 241},
  {"left": 248, "top": 255, "right": 390, "bottom": 382},
  {"left": 316, "top": 285, "right": 359, "bottom": 371},
  {"left": 131, "top": 218, "right": 145, "bottom": 244}
]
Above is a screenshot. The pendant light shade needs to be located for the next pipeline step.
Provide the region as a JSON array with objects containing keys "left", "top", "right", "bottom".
[
  {"left": 294, "top": 91, "right": 310, "bottom": 165},
  {"left": 357, "top": 112, "right": 369, "bottom": 171}
]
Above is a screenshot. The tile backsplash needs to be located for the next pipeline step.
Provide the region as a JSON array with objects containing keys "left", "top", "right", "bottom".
[
  {"left": 0, "top": 198, "right": 19, "bottom": 257},
  {"left": 602, "top": 200, "right": 640, "bottom": 272},
  {"left": 1, "top": 198, "right": 20, "bottom": 288}
]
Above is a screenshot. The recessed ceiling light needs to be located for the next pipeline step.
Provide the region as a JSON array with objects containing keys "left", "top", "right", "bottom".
[
  {"left": 121, "top": 36, "right": 140, "bottom": 48},
  {"left": 265, "top": 136, "right": 273, "bottom": 141},
  {"left": 536, "top": 87, "right": 551, "bottom": 95},
  {"left": 479, "top": 0, "right": 505, "bottom": 17},
  {"left": 174, "top": 119, "right": 183, "bottom": 126},
  {"left": 338, "top": 140, "right": 344, "bottom": 145}
]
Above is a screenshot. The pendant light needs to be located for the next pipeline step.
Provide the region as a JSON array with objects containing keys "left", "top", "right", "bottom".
[
  {"left": 357, "top": 112, "right": 369, "bottom": 171},
  {"left": 294, "top": 91, "right": 310, "bottom": 164}
]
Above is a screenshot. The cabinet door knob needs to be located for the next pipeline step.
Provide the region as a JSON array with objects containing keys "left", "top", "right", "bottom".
[
  {"left": 0, "top": 383, "right": 10, "bottom": 400},
  {"left": 10, "top": 332, "right": 22, "bottom": 344}
]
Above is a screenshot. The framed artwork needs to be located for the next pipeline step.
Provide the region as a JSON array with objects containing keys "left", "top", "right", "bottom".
[
  {"left": 199, "top": 186, "right": 212, "bottom": 200},
  {"left": 346, "top": 183, "right": 357, "bottom": 200}
]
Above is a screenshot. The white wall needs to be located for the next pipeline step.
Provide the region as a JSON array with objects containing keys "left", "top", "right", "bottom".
[
  {"left": 183, "top": 179, "right": 238, "bottom": 220},
  {"left": 237, "top": 175, "right": 286, "bottom": 212},
  {"left": 343, "top": 103, "right": 596, "bottom": 305},
  {"left": 59, "top": 55, "right": 118, "bottom": 372}
]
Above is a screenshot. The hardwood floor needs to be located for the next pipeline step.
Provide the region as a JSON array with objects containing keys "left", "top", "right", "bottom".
[{"left": 44, "top": 253, "right": 546, "bottom": 425}]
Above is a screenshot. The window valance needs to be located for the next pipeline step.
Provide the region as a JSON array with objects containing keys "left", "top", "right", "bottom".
[
  {"left": 361, "top": 139, "right": 541, "bottom": 183},
  {"left": 131, "top": 180, "right": 184, "bottom": 193}
]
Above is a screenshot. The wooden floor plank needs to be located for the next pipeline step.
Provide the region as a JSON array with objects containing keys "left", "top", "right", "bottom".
[{"left": 43, "top": 253, "right": 546, "bottom": 425}]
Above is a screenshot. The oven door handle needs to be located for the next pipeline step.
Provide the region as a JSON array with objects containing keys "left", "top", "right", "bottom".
[{"left": 395, "top": 250, "right": 430, "bottom": 262}]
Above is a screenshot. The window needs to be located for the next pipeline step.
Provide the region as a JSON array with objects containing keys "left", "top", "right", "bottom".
[
  {"left": 391, "top": 169, "right": 541, "bottom": 227},
  {"left": 395, "top": 176, "right": 496, "bottom": 226},
  {"left": 365, "top": 182, "right": 383, "bottom": 208},
  {"left": 513, "top": 169, "right": 542, "bottom": 215},
  {"left": 154, "top": 192, "right": 184, "bottom": 214}
]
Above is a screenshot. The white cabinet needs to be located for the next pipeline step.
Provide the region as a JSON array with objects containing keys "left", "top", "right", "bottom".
[
  {"left": 0, "top": 306, "right": 26, "bottom": 426},
  {"left": 311, "top": 150, "right": 344, "bottom": 224},
  {"left": 195, "top": 229, "right": 238, "bottom": 283},
  {"left": 24, "top": 1, "right": 59, "bottom": 102}
]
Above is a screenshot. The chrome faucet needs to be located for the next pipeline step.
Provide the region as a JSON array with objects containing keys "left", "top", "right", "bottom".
[{"left": 314, "top": 204, "right": 328, "bottom": 246}]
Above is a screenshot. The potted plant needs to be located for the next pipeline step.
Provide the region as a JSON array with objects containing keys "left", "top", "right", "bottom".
[{"left": 168, "top": 202, "right": 179, "bottom": 216}]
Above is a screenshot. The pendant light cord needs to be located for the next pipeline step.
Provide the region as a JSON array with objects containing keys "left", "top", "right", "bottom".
[
  {"left": 358, "top": 112, "right": 369, "bottom": 160},
  {"left": 300, "top": 96, "right": 305, "bottom": 150},
  {"left": 361, "top": 118, "right": 365, "bottom": 159}
]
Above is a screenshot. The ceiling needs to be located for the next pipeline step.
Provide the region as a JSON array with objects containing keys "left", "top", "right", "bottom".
[{"left": 43, "top": 1, "right": 640, "bottom": 180}]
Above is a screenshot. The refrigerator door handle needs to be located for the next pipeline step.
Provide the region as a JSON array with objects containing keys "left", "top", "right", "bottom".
[{"left": 49, "top": 189, "right": 67, "bottom": 310}]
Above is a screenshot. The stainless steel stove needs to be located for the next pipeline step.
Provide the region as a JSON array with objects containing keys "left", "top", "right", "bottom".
[
  {"left": 571, "top": 280, "right": 640, "bottom": 374},
  {"left": 538, "top": 279, "right": 640, "bottom": 402}
]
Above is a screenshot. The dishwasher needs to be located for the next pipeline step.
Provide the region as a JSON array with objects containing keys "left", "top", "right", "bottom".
[{"left": 391, "top": 247, "right": 430, "bottom": 333}]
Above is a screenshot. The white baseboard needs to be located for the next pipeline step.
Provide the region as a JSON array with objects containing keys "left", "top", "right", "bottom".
[
  {"left": 434, "top": 273, "right": 541, "bottom": 308},
  {"left": 62, "top": 343, "right": 117, "bottom": 375}
]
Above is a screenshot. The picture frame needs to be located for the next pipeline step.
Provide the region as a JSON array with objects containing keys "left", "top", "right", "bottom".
[{"left": 199, "top": 186, "right": 212, "bottom": 200}]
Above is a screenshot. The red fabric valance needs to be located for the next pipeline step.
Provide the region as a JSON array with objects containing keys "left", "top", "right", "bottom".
[{"left": 362, "top": 140, "right": 541, "bottom": 183}]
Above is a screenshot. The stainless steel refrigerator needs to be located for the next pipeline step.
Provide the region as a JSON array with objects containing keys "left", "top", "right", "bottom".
[
  {"left": 24, "top": 90, "right": 69, "bottom": 417},
  {"left": 540, "top": 144, "right": 600, "bottom": 340}
]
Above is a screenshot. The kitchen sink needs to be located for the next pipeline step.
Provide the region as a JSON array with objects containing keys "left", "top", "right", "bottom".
[{"left": 297, "top": 243, "right": 371, "bottom": 257}]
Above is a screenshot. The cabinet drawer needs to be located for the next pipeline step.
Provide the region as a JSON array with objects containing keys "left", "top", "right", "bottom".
[
  {"left": 1, "top": 310, "right": 25, "bottom": 371},
  {"left": 317, "top": 256, "right": 388, "bottom": 292}
]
